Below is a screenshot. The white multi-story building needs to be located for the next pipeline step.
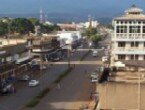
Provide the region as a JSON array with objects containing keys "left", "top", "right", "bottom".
[{"left": 112, "top": 5, "right": 145, "bottom": 63}]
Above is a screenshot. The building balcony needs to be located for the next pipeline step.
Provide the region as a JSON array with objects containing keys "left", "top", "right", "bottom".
[
  {"left": 112, "top": 48, "right": 145, "bottom": 54},
  {"left": 112, "top": 33, "right": 145, "bottom": 41}
]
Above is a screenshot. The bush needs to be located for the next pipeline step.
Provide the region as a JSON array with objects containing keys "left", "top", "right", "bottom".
[
  {"left": 36, "top": 88, "right": 50, "bottom": 99},
  {"left": 54, "top": 67, "right": 73, "bottom": 83},
  {"left": 26, "top": 88, "right": 50, "bottom": 108},
  {"left": 26, "top": 98, "right": 39, "bottom": 107}
]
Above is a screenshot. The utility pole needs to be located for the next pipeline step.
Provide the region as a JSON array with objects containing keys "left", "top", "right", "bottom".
[{"left": 67, "top": 45, "right": 71, "bottom": 68}]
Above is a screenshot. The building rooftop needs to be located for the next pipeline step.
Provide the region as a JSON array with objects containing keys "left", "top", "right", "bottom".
[
  {"left": 125, "top": 4, "right": 143, "bottom": 14},
  {"left": 109, "top": 71, "right": 145, "bottom": 83},
  {"left": 114, "top": 5, "right": 145, "bottom": 20},
  {"left": 97, "top": 82, "right": 145, "bottom": 109}
]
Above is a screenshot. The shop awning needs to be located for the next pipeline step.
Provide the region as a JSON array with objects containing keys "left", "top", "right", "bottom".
[{"left": 15, "top": 56, "right": 33, "bottom": 64}]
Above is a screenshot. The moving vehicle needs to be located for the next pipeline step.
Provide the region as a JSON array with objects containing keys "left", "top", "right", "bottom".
[
  {"left": 29, "top": 80, "right": 39, "bottom": 87},
  {"left": 92, "top": 50, "right": 98, "bottom": 57}
]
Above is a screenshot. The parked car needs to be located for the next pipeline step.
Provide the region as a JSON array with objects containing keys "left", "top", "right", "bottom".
[
  {"left": 19, "top": 75, "right": 30, "bottom": 81},
  {"left": 40, "top": 65, "right": 47, "bottom": 70},
  {"left": 90, "top": 72, "right": 97, "bottom": 78},
  {"left": 102, "top": 46, "right": 105, "bottom": 50},
  {"left": 50, "top": 57, "right": 61, "bottom": 62},
  {"left": 92, "top": 50, "right": 98, "bottom": 57},
  {"left": 29, "top": 80, "right": 39, "bottom": 87},
  {"left": 102, "top": 56, "right": 109, "bottom": 62},
  {"left": 0, "top": 84, "right": 13, "bottom": 95},
  {"left": 91, "top": 77, "right": 98, "bottom": 83}
]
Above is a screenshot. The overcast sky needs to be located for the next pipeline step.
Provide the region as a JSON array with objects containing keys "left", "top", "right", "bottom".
[{"left": 0, "top": 0, "right": 144, "bottom": 17}]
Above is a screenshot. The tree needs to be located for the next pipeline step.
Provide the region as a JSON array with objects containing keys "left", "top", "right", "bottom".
[
  {"left": 10, "top": 18, "right": 34, "bottom": 35},
  {"left": 28, "top": 18, "right": 40, "bottom": 26},
  {"left": 90, "top": 34, "right": 102, "bottom": 44},
  {"left": 85, "top": 28, "right": 97, "bottom": 37},
  {"left": 0, "top": 21, "right": 8, "bottom": 36},
  {"left": 40, "top": 24, "right": 60, "bottom": 33}
]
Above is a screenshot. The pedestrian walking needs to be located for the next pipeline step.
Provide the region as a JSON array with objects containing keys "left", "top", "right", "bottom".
[{"left": 57, "top": 83, "right": 61, "bottom": 89}]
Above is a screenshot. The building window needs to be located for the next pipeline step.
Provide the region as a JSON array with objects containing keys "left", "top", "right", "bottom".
[
  {"left": 130, "top": 55, "right": 139, "bottom": 60},
  {"left": 135, "top": 55, "right": 139, "bottom": 60},
  {"left": 129, "top": 26, "right": 140, "bottom": 33},
  {"left": 116, "top": 26, "right": 127, "bottom": 33},
  {"left": 131, "top": 55, "right": 134, "bottom": 60},
  {"left": 135, "top": 42, "right": 139, "bottom": 47},
  {"left": 118, "top": 42, "right": 125, "bottom": 47},
  {"left": 131, "top": 42, "right": 134, "bottom": 47},
  {"left": 143, "top": 26, "right": 145, "bottom": 33},
  {"left": 118, "top": 55, "right": 126, "bottom": 60},
  {"left": 131, "top": 42, "right": 139, "bottom": 47}
]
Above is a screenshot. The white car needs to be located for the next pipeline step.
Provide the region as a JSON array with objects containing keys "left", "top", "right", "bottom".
[
  {"left": 91, "top": 77, "right": 98, "bottom": 83},
  {"left": 102, "top": 56, "right": 108, "bottom": 62},
  {"left": 40, "top": 65, "right": 47, "bottom": 70},
  {"left": 29, "top": 80, "right": 39, "bottom": 87},
  {"left": 90, "top": 72, "right": 97, "bottom": 77},
  {"left": 92, "top": 50, "right": 98, "bottom": 57}
]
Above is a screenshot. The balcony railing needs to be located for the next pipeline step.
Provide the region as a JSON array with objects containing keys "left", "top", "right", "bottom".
[
  {"left": 112, "top": 48, "right": 145, "bottom": 54},
  {"left": 112, "top": 33, "right": 145, "bottom": 41}
]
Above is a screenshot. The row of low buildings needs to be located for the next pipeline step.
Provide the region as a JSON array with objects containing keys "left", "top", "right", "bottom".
[{"left": 96, "top": 5, "right": 145, "bottom": 110}]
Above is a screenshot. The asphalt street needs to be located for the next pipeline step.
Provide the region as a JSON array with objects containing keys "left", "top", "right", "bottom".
[
  {"left": 24, "top": 50, "right": 101, "bottom": 110},
  {"left": 0, "top": 44, "right": 90, "bottom": 110},
  {"left": 0, "top": 37, "right": 108, "bottom": 110}
]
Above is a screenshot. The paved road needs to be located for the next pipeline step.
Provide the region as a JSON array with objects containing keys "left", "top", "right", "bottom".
[
  {"left": 0, "top": 44, "right": 90, "bottom": 110},
  {"left": 24, "top": 50, "right": 100, "bottom": 110},
  {"left": 0, "top": 38, "right": 107, "bottom": 110},
  {"left": 0, "top": 65, "right": 67, "bottom": 110}
]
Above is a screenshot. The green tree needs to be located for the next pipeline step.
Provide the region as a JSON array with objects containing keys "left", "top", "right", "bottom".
[
  {"left": 40, "top": 24, "right": 60, "bottom": 33},
  {"left": 85, "top": 28, "right": 97, "bottom": 37},
  {"left": 0, "top": 21, "right": 8, "bottom": 36},
  {"left": 10, "top": 18, "right": 34, "bottom": 35},
  {"left": 28, "top": 18, "right": 40, "bottom": 26},
  {"left": 90, "top": 34, "right": 102, "bottom": 44}
]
